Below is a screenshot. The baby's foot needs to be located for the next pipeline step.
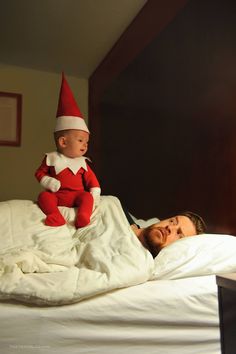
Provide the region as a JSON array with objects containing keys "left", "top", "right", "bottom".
[
  {"left": 45, "top": 212, "right": 66, "bottom": 226},
  {"left": 75, "top": 213, "right": 90, "bottom": 228}
]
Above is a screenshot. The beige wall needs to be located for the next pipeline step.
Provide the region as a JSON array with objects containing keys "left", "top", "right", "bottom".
[{"left": 0, "top": 64, "right": 88, "bottom": 201}]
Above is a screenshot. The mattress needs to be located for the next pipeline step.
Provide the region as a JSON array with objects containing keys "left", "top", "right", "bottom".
[{"left": 0, "top": 274, "right": 220, "bottom": 354}]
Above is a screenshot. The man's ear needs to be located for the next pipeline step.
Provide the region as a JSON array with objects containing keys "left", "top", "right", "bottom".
[{"left": 58, "top": 136, "right": 67, "bottom": 148}]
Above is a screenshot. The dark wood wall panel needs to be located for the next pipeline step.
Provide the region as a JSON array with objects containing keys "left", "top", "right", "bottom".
[
  {"left": 89, "top": 0, "right": 189, "bottom": 175},
  {"left": 89, "top": 0, "right": 236, "bottom": 234}
]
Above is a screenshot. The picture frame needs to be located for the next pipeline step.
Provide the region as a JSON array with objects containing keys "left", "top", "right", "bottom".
[{"left": 0, "top": 91, "right": 22, "bottom": 146}]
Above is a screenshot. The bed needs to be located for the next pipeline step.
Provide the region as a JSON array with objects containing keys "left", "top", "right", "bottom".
[{"left": 1, "top": 195, "right": 236, "bottom": 354}]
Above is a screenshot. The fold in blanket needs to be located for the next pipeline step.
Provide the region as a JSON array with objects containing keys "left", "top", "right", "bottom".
[{"left": 0, "top": 196, "right": 154, "bottom": 305}]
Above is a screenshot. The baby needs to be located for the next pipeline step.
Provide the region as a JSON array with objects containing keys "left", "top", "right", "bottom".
[{"left": 35, "top": 73, "right": 100, "bottom": 228}]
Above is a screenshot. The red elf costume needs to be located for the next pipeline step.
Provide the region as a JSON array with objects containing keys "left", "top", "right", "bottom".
[{"left": 35, "top": 73, "right": 101, "bottom": 228}]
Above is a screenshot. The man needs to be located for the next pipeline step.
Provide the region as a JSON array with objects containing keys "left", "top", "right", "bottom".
[{"left": 125, "top": 210, "right": 206, "bottom": 258}]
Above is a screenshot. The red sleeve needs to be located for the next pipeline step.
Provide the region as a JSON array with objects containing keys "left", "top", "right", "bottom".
[
  {"left": 83, "top": 163, "right": 100, "bottom": 190},
  {"left": 35, "top": 156, "right": 50, "bottom": 182}
]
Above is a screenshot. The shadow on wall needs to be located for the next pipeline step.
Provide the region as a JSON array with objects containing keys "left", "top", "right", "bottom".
[{"left": 92, "top": 0, "right": 236, "bottom": 234}]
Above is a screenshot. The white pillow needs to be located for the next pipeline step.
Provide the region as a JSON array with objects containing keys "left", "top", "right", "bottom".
[
  {"left": 152, "top": 234, "right": 236, "bottom": 280},
  {"left": 131, "top": 215, "right": 160, "bottom": 228}
]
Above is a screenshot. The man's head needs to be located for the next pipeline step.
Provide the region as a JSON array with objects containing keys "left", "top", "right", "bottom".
[
  {"left": 137, "top": 212, "right": 206, "bottom": 258},
  {"left": 180, "top": 211, "right": 206, "bottom": 235}
]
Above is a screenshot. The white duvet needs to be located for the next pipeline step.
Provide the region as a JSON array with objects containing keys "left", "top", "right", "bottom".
[
  {"left": 0, "top": 196, "right": 154, "bottom": 305},
  {"left": 2, "top": 195, "right": 236, "bottom": 307}
]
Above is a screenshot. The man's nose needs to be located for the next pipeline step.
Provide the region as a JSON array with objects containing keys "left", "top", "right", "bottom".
[
  {"left": 165, "top": 225, "right": 171, "bottom": 234},
  {"left": 166, "top": 225, "right": 179, "bottom": 235}
]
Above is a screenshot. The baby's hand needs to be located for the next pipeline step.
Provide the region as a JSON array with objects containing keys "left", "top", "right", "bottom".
[
  {"left": 93, "top": 194, "right": 100, "bottom": 207},
  {"left": 90, "top": 187, "right": 101, "bottom": 210},
  {"left": 40, "top": 176, "right": 61, "bottom": 192}
]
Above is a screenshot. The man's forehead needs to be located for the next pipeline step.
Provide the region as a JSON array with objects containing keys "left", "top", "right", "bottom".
[{"left": 177, "top": 215, "right": 196, "bottom": 236}]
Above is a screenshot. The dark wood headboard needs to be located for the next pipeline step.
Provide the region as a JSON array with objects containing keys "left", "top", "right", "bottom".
[{"left": 89, "top": 0, "right": 236, "bottom": 235}]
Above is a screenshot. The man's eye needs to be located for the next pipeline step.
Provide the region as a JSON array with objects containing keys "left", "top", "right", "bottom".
[
  {"left": 177, "top": 230, "right": 184, "bottom": 238},
  {"left": 170, "top": 218, "right": 177, "bottom": 226}
]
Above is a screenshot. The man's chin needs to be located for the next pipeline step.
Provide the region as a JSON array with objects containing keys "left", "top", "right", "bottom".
[{"left": 143, "top": 230, "right": 164, "bottom": 258}]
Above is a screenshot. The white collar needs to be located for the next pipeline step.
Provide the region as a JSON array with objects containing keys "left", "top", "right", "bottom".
[{"left": 46, "top": 152, "right": 90, "bottom": 175}]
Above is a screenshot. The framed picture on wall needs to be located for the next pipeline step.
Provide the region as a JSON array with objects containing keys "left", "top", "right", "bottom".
[{"left": 0, "top": 91, "right": 22, "bottom": 146}]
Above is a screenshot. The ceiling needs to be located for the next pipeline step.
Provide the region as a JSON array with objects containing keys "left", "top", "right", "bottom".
[{"left": 0, "top": 0, "right": 147, "bottom": 79}]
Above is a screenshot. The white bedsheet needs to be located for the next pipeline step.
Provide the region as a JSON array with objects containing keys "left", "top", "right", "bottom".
[
  {"left": 0, "top": 196, "right": 229, "bottom": 353},
  {"left": 0, "top": 274, "right": 220, "bottom": 354},
  {"left": 0, "top": 196, "right": 154, "bottom": 305}
]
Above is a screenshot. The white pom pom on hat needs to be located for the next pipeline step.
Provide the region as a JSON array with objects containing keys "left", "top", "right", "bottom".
[{"left": 55, "top": 72, "right": 89, "bottom": 133}]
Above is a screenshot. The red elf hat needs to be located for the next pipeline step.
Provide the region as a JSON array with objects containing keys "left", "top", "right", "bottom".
[{"left": 55, "top": 72, "right": 89, "bottom": 133}]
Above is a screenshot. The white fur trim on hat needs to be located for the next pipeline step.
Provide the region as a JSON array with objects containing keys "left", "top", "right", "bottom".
[{"left": 55, "top": 116, "right": 89, "bottom": 133}]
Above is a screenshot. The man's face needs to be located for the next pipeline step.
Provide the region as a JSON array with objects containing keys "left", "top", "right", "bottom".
[{"left": 143, "top": 215, "right": 197, "bottom": 257}]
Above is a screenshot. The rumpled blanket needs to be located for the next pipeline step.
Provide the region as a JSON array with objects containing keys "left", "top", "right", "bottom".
[{"left": 0, "top": 196, "right": 154, "bottom": 305}]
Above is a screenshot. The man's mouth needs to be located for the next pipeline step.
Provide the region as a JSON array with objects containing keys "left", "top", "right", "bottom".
[{"left": 156, "top": 227, "right": 168, "bottom": 241}]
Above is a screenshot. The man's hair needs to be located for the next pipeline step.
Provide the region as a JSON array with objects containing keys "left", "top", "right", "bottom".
[{"left": 180, "top": 211, "right": 207, "bottom": 234}]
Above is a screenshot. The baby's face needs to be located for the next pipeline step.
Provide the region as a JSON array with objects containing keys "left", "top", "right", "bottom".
[{"left": 59, "top": 130, "right": 89, "bottom": 158}]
